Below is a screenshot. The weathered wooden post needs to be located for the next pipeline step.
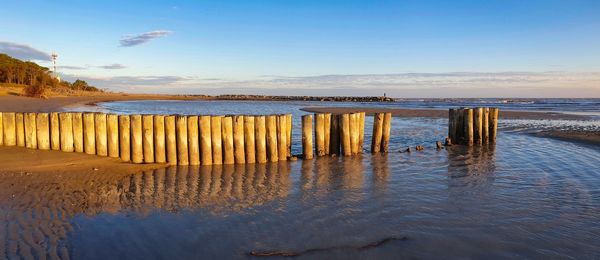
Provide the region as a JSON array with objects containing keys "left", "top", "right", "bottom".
[
  {"left": 211, "top": 116, "right": 223, "bottom": 165},
  {"left": 381, "top": 112, "right": 392, "bottom": 152},
  {"left": 72, "top": 113, "right": 83, "bottom": 152},
  {"left": 489, "top": 108, "right": 499, "bottom": 144},
  {"left": 16, "top": 113, "right": 25, "bottom": 147},
  {"left": 286, "top": 113, "right": 292, "bottom": 157},
  {"left": 463, "top": 108, "right": 474, "bottom": 146},
  {"left": 24, "top": 112, "right": 37, "bottom": 149},
  {"left": 154, "top": 115, "right": 166, "bottom": 163},
  {"left": 330, "top": 114, "right": 340, "bottom": 155},
  {"left": 277, "top": 115, "right": 287, "bottom": 161},
  {"left": 142, "top": 115, "right": 155, "bottom": 163},
  {"left": 2, "top": 112, "right": 17, "bottom": 146},
  {"left": 36, "top": 113, "right": 50, "bottom": 150},
  {"left": 483, "top": 108, "right": 490, "bottom": 144},
  {"left": 107, "top": 114, "right": 119, "bottom": 158},
  {"left": 95, "top": 113, "right": 108, "bottom": 156},
  {"left": 255, "top": 115, "right": 267, "bottom": 163},
  {"left": 473, "top": 107, "right": 483, "bottom": 145},
  {"left": 340, "top": 114, "right": 351, "bottom": 156},
  {"left": 323, "top": 113, "right": 331, "bottom": 155},
  {"left": 266, "top": 115, "right": 278, "bottom": 162},
  {"left": 176, "top": 115, "right": 189, "bottom": 165},
  {"left": 0, "top": 113, "right": 3, "bottom": 145},
  {"left": 165, "top": 115, "right": 177, "bottom": 165},
  {"left": 187, "top": 115, "right": 200, "bottom": 165},
  {"left": 314, "top": 113, "right": 325, "bottom": 156},
  {"left": 244, "top": 116, "right": 256, "bottom": 164},
  {"left": 50, "top": 112, "right": 60, "bottom": 150},
  {"left": 358, "top": 112, "right": 365, "bottom": 152},
  {"left": 119, "top": 115, "right": 131, "bottom": 162},
  {"left": 349, "top": 113, "right": 359, "bottom": 155},
  {"left": 371, "top": 112, "right": 384, "bottom": 153},
  {"left": 448, "top": 109, "right": 456, "bottom": 144},
  {"left": 199, "top": 115, "right": 212, "bottom": 165},
  {"left": 456, "top": 108, "right": 464, "bottom": 144},
  {"left": 233, "top": 115, "right": 245, "bottom": 164},
  {"left": 302, "top": 114, "right": 313, "bottom": 160},
  {"left": 59, "top": 113, "right": 73, "bottom": 152},
  {"left": 83, "top": 113, "right": 95, "bottom": 154},
  {"left": 131, "top": 115, "right": 143, "bottom": 163},
  {"left": 222, "top": 116, "right": 235, "bottom": 165}
]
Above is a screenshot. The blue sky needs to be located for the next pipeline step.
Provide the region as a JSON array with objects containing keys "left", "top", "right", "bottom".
[{"left": 1, "top": 0, "right": 599, "bottom": 97}]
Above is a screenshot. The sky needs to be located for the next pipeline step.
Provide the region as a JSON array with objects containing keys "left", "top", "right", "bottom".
[{"left": 1, "top": 0, "right": 599, "bottom": 97}]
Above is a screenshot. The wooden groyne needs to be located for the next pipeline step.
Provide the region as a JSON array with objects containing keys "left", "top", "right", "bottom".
[{"left": 448, "top": 107, "right": 499, "bottom": 145}]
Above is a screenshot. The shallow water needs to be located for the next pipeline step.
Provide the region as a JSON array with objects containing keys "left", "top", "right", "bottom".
[{"left": 2, "top": 101, "right": 600, "bottom": 258}]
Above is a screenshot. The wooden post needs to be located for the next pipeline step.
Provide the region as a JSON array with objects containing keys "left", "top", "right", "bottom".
[
  {"left": 222, "top": 116, "right": 235, "bottom": 165},
  {"left": 2, "top": 112, "right": 17, "bottom": 146},
  {"left": 24, "top": 113, "right": 37, "bottom": 149},
  {"left": 154, "top": 115, "right": 166, "bottom": 163},
  {"left": 107, "top": 114, "right": 119, "bottom": 158},
  {"left": 314, "top": 113, "right": 325, "bottom": 156},
  {"left": 286, "top": 113, "right": 292, "bottom": 157},
  {"left": 0, "top": 112, "right": 3, "bottom": 146},
  {"left": 483, "top": 108, "right": 490, "bottom": 144},
  {"left": 165, "top": 115, "right": 177, "bottom": 165},
  {"left": 50, "top": 112, "right": 60, "bottom": 150},
  {"left": 448, "top": 109, "right": 456, "bottom": 143},
  {"left": 233, "top": 115, "right": 245, "bottom": 164},
  {"left": 119, "top": 115, "right": 131, "bottom": 162},
  {"left": 302, "top": 114, "right": 313, "bottom": 160},
  {"left": 340, "top": 114, "right": 351, "bottom": 156},
  {"left": 489, "top": 108, "right": 499, "bottom": 144},
  {"left": 322, "top": 113, "right": 331, "bottom": 155},
  {"left": 72, "top": 113, "right": 83, "bottom": 152},
  {"left": 329, "top": 114, "right": 340, "bottom": 155},
  {"left": 456, "top": 108, "right": 464, "bottom": 144},
  {"left": 199, "top": 115, "right": 212, "bottom": 165},
  {"left": 16, "top": 113, "right": 25, "bottom": 147},
  {"left": 473, "top": 107, "right": 483, "bottom": 145},
  {"left": 187, "top": 115, "right": 200, "bottom": 165},
  {"left": 59, "top": 113, "right": 73, "bottom": 152},
  {"left": 95, "top": 113, "right": 108, "bottom": 156},
  {"left": 371, "top": 112, "right": 384, "bottom": 153},
  {"left": 131, "top": 115, "right": 143, "bottom": 164},
  {"left": 266, "top": 115, "right": 278, "bottom": 162},
  {"left": 176, "top": 115, "right": 189, "bottom": 165},
  {"left": 358, "top": 112, "right": 365, "bottom": 152},
  {"left": 244, "top": 116, "right": 256, "bottom": 164},
  {"left": 255, "top": 116, "right": 267, "bottom": 163},
  {"left": 83, "top": 113, "right": 95, "bottom": 154},
  {"left": 142, "top": 115, "right": 154, "bottom": 163},
  {"left": 277, "top": 115, "right": 287, "bottom": 161},
  {"left": 349, "top": 113, "right": 359, "bottom": 155},
  {"left": 211, "top": 116, "right": 223, "bottom": 165},
  {"left": 36, "top": 113, "right": 50, "bottom": 150},
  {"left": 463, "top": 109, "right": 474, "bottom": 146},
  {"left": 381, "top": 112, "right": 392, "bottom": 153}
]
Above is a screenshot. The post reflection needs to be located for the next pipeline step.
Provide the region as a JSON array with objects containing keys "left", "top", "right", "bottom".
[{"left": 446, "top": 144, "right": 497, "bottom": 192}]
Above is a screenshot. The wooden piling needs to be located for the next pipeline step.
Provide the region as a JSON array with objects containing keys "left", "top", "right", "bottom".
[
  {"left": 244, "top": 116, "right": 256, "bottom": 164},
  {"left": 119, "top": 115, "right": 131, "bottom": 162},
  {"left": 24, "top": 113, "right": 37, "bottom": 149},
  {"left": 2, "top": 112, "right": 16, "bottom": 146},
  {"left": 176, "top": 115, "right": 189, "bottom": 165},
  {"left": 323, "top": 113, "right": 331, "bottom": 155},
  {"left": 83, "top": 113, "right": 95, "bottom": 155},
  {"left": 199, "top": 115, "right": 212, "bottom": 165},
  {"left": 211, "top": 116, "right": 223, "bottom": 165},
  {"left": 302, "top": 114, "right": 313, "bottom": 160},
  {"left": 95, "top": 113, "right": 108, "bottom": 156},
  {"left": 36, "top": 113, "right": 50, "bottom": 150},
  {"left": 482, "top": 108, "right": 490, "bottom": 144},
  {"left": 340, "top": 114, "right": 351, "bottom": 156},
  {"left": 314, "top": 113, "right": 325, "bottom": 156},
  {"left": 277, "top": 115, "right": 287, "bottom": 161},
  {"left": 58, "top": 113, "right": 73, "bottom": 152},
  {"left": 0, "top": 113, "right": 3, "bottom": 146},
  {"left": 165, "top": 115, "right": 177, "bottom": 165},
  {"left": 222, "top": 116, "right": 235, "bottom": 165},
  {"left": 233, "top": 115, "right": 245, "bottom": 164},
  {"left": 255, "top": 116, "right": 267, "bottom": 163},
  {"left": 16, "top": 113, "right": 25, "bottom": 147},
  {"left": 266, "top": 115, "right": 278, "bottom": 162},
  {"left": 330, "top": 114, "right": 340, "bottom": 155},
  {"left": 154, "top": 115, "right": 166, "bottom": 163},
  {"left": 473, "top": 107, "right": 483, "bottom": 145},
  {"left": 72, "top": 113, "right": 83, "bottom": 152},
  {"left": 448, "top": 109, "right": 456, "bottom": 143},
  {"left": 371, "top": 112, "right": 384, "bottom": 153},
  {"left": 349, "top": 113, "right": 359, "bottom": 155},
  {"left": 489, "top": 108, "right": 499, "bottom": 144},
  {"left": 456, "top": 108, "right": 464, "bottom": 144},
  {"left": 358, "top": 112, "right": 365, "bottom": 152},
  {"left": 286, "top": 113, "right": 292, "bottom": 157},
  {"left": 50, "top": 112, "right": 60, "bottom": 150},
  {"left": 381, "top": 112, "right": 392, "bottom": 153},
  {"left": 107, "top": 114, "right": 119, "bottom": 158},
  {"left": 463, "top": 109, "right": 474, "bottom": 146},
  {"left": 187, "top": 115, "right": 200, "bottom": 165},
  {"left": 131, "top": 115, "right": 143, "bottom": 164},
  {"left": 142, "top": 115, "right": 154, "bottom": 163}
]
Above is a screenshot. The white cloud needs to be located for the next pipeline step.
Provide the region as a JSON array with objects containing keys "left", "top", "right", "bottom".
[
  {"left": 0, "top": 41, "right": 51, "bottom": 61},
  {"left": 119, "top": 30, "right": 172, "bottom": 47},
  {"left": 97, "top": 63, "right": 127, "bottom": 69}
]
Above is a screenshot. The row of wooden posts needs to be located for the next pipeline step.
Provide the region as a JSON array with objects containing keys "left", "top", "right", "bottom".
[
  {"left": 448, "top": 107, "right": 499, "bottom": 146},
  {"left": 0, "top": 111, "right": 393, "bottom": 165}
]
